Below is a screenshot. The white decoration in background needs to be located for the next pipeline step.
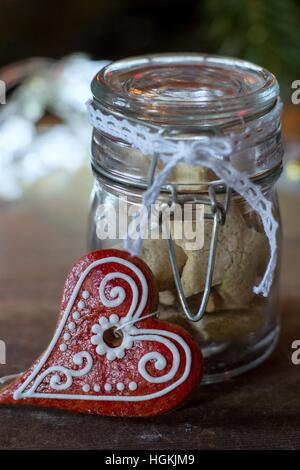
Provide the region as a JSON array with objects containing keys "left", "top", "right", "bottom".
[
  {"left": 0, "top": 55, "right": 109, "bottom": 200},
  {"left": 14, "top": 255, "right": 192, "bottom": 402},
  {"left": 87, "top": 100, "right": 282, "bottom": 297}
]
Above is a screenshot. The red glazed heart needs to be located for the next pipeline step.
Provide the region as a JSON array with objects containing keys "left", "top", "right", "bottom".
[{"left": 0, "top": 249, "right": 203, "bottom": 416}]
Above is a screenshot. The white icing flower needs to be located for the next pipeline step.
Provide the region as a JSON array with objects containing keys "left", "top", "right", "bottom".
[{"left": 90, "top": 314, "right": 134, "bottom": 361}]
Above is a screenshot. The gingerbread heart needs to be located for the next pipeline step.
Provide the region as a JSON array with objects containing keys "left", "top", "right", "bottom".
[{"left": 0, "top": 249, "right": 202, "bottom": 416}]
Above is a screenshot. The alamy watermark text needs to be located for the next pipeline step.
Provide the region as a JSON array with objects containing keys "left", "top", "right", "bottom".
[
  {"left": 0, "top": 80, "right": 6, "bottom": 105},
  {"left": 291, "top": 80, "right": 300, "bottom": 105},
  {"left": 95, "top": 197, "right": 205, "bottom": 251},
  {"left": 0, "top": 340, "right": 6, "bottom": 365}
]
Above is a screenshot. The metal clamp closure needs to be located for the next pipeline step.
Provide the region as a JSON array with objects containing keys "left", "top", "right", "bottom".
[
  {"left": 164, "top": 184, "right": 231, "bottom": 322},
  {"left": 146, "top": 152, "right": 231, "bottom": 322}
]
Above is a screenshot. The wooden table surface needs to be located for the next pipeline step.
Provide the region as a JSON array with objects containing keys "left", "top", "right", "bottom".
[{"left": 0, "top": 168, "right": 299, "bottom": 450}]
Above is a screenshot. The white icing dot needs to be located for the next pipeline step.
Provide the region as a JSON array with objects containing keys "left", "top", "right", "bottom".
[
  {"left": 68, "top": 322, "right": 76, "bottom": 331},
  {"left": 91, "top": 335, "right": 99, "bottom": 345},
  {"left": 104, "top": 383, "right": 112, "bottom": 392},
  {"left": 107, "top": 351, "right": 116, "bottom": 361},
  {"left": 72, "top": 311, "right": 80, "bottom": 320},
  {"left": 78, "top": 300, "right": 85, "bottom": 309},
  {"left": 82, "top": 384, "right": 90, "bottom": 393},
  {"left": 96, "top": 345, "right": 106, "bottom": 355},
  {"left": 99, "top": 317, "right": 108, "bottom": 327},
  {"left": 92, "top": 324, "right": 101, "bottom": 334},
  {"left": 63, "top": 332, "right": 71, "bottom": 341},
  {"left": 129, "top": 381, "right": 137, "bottom": 391},
  {"left": 109, "top": 314, "right": 119, "bottom": 324},
  {"left": 59, "top": 344, "right": 67, "bottom": 352},
  {"left": 116, "top": 350, "right": 125, "bottom": 359},
  {"left": 93, "top": 384, "right": 100, "bottom": 392},
  {"left": 82, "top": 290, "right": 90, "bottom": 300},
  {"left": 117, "top": 382, "right": 125, "bottom": 391}
]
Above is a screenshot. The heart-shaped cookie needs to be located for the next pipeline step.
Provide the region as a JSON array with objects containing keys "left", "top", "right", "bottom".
[{"left": 0, "top": 249, "right": 202, "bottom": 416}]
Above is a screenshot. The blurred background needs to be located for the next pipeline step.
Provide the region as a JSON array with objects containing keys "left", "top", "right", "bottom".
[
  {"left": 1, "top": 0, "right": 300, "bottom": 93},
  {"left": 0, "top": 0, "right": 300, "bottom": 199}
]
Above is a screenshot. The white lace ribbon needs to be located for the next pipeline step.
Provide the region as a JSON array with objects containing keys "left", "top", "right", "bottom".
[{"left": 86, "top": 99, "right": 282, "bottom": 297}]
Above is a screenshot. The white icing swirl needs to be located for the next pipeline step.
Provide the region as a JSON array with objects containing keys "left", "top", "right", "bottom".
[
  {"left": 14, "top": 352, "right": 92, "bottom": 398},
  {"left": 98, "top": 261, "right": 148, "bottom": 320},
  {"left": 136, "top": 335, "right": 180, "bottom": 384}
]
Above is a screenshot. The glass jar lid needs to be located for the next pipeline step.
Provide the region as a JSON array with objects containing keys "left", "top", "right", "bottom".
[
  {"left": 91, "top": 53, "right": 279, "bottom": 127},
  {"left": 89, "top": 53, "right": 282, "bottom": 189}
]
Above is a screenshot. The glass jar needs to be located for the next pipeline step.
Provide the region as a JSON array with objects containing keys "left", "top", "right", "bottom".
[{"left": 87, "top": 53, "right": 283, "bottom": 384}]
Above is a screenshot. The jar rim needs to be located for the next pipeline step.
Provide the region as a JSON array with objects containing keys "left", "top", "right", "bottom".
[
  {"left": 91, "top": 159, "right": 283, "bottom": 196},
  {"left": 91, "top": 53, "right": 279, "bottom": 126}
]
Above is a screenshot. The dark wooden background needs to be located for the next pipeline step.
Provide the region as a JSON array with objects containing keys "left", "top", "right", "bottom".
[{"left": 0, "top": 0, "right": 202, "bottom": 67}]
